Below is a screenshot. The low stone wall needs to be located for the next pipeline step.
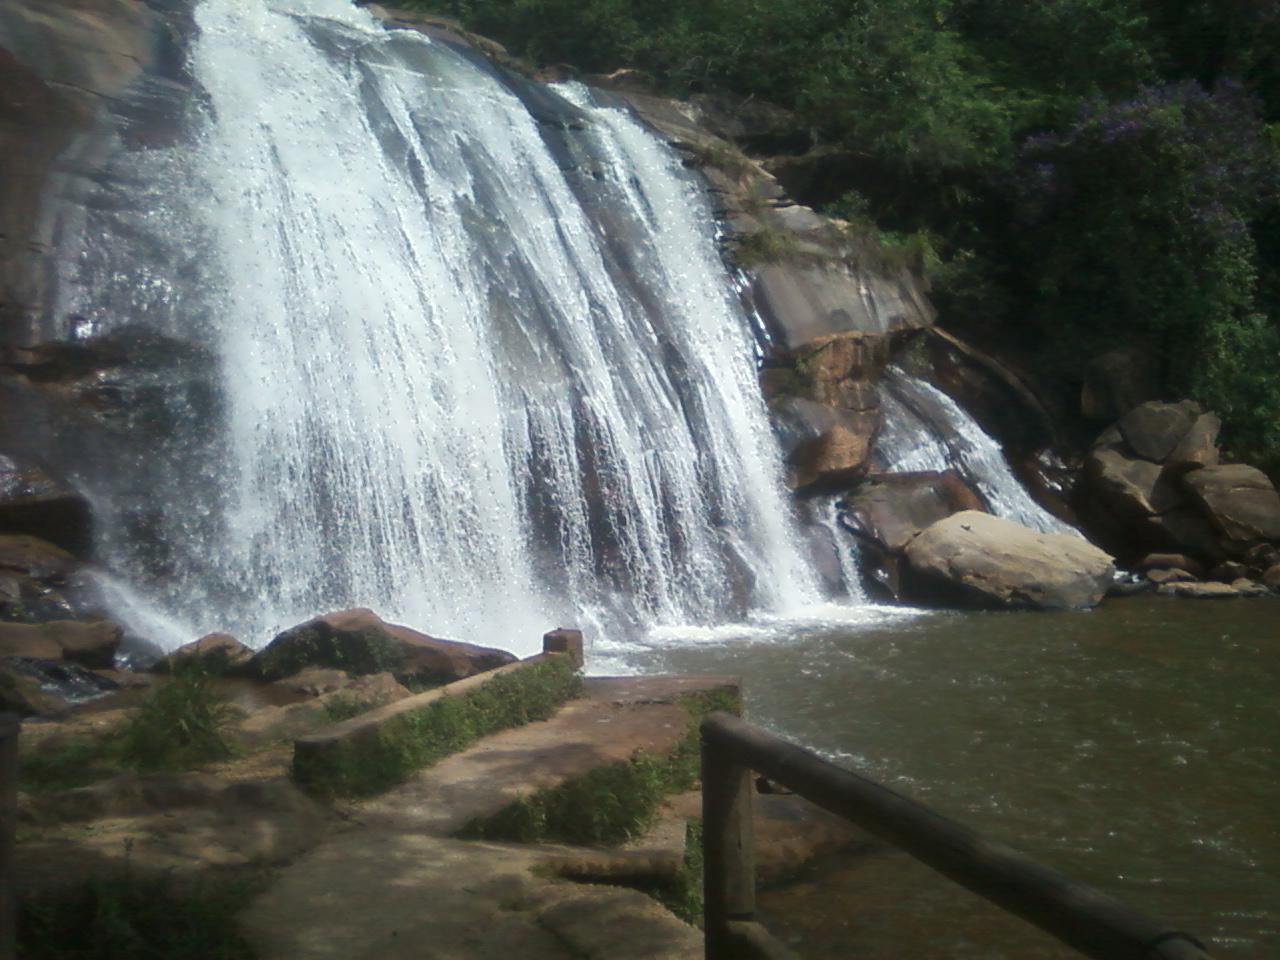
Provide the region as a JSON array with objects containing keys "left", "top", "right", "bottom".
[{"left": 292, "top": 630, "right": 584, "bottom": 798}]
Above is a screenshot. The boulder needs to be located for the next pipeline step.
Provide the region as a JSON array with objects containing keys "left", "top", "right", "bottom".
[
  {"left": 0, "top": 455, "right": 93, "bottom": 555},
  {"left": 902, "top": 511, "right": 1115, "bottom": 610},
  {"left": 1137, "top": 507, "right": 1225, "bottom": 562},
  {"left": 1083, "top": 447, "right": 1182, "bottom": 518},
  {"left": 1166, "top": 412, "right": 1221, "bottom": 473},
  {"left": 0, "top": 619, "right": 121, "bottom": 667},
  {"left": 0, "top": 534, "right": 78, "bottom": 581},
  {"left": 1157, "top": 581, "right": 1240, "bottom": 599},
  {"left": 1263, "top": 565, "right": 1280, "bottom": 591},
  {"left": 1208, "top": 561, "right": 1249, "bottom": 583},
  {"left": 150, "top": 632, "right": 253, "bottom": 675},
  {"left": 788, "top": 423, "right": 874, "bottom": 492},
  {"left": 1117, "top": 401, "right": 1203, "bottom": 462},
  {"left": 1135, "top": 553, "right": 1205, "bottom": 578},
  {"left": 0, "top": 660, "right": 70, "bottom": 717},
  {"left": 838, "top": 471, "right": 984, "bottom": 553},
  {"left": 274, "top": 667, "right": 354, "bottom": 698},
  {"left": 1145, "top": 568, "right": 1197, "bottom": 586},
  {"left": 1231, "top": 578, "right": 1270, "bottom": 598},
  {"left": 245, "top": 608, "right": 517, "bottom": 687},
  {"left": 1182, "top": 465, "right": 1280, "bottom": 543}
]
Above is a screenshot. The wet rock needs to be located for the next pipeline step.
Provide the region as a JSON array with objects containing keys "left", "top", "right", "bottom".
[
  {"left": 0, "top": 534, "right": 78, "bottom": 581},
  {"left": 838, "top": 471, "right": 984, "bottom": 553},
  {"left": 0, "top": 455, "right": 92, "bottom": 555},
  {"left": 1157, "top": 581, "right": 1240, "bottom": 599},
  {"left": 1230, "top": 578, "right": 1270, "bottom": 597},
  {"left": 1263, "top": 564, "right": 1280, "bottom": 591},
  {"left": 1135, "top": 553, "right": 1205, "bottom": 577},
  {"left": 0, "top": 660, "right": 71, "bottom": 716},
  {"left": 1208, "top": 561, "right": 1249, "bottom": 583},
  {"left": 1182, "top": 464, "right": 1280, "bottom": 543},
  {"left": 149, "top": 632, "right": 252, "bottom": 675},
  {"left": 788, "top": 423, "right": 875, "bottom": 493},
  {"left": 246, "top": 608, "right": 517, "bottom": 687},
  {"left": 0, "top": 618, "right": 121, "bottom": 666},
  {"left": 902, "top": 511, "right": 1115, "bottom": 610},
  {"left": 1146, "top": 568, "right": 1197, "bottom": 586}
]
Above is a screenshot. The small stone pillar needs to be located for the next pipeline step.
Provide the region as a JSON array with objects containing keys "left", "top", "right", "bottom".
[{"left": 542, "top": 628, "right": 584, "bottom": 668}]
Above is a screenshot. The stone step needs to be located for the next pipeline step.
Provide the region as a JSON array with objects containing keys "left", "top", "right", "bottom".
[{"left": 353, "top": 675, "right": 737, "bottom": 837}]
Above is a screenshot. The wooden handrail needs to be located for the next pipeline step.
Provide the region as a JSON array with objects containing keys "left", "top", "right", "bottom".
[
  {"left": 0, "top": 713, "right": 19, "bottom": 960},
  {"left": 701, "top": 711, "right": 1212, "bottom": 960}
]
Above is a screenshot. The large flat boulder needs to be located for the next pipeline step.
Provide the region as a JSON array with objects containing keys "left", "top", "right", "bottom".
[
  {"left": 245, "top": 608, "right": 517, "bottom": 687},
  {"left": 1083, "top": 447, "right": 1182, "bottom": 518},
  {"left": 0, "top": 618, "right": 121, "bottom": 666},
  {"left": 1182, "top": 465, "right": 1280, "bottom": 543},
  {"left": 903, "top": 511, "right": 1115, "bottom": 610}
]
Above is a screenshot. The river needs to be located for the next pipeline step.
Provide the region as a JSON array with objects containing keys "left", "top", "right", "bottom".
[{"left": 600, "top": 595, "right": 1280, "bottom": 958}]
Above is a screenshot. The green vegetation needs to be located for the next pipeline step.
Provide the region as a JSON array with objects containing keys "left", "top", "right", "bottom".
[
  {"left": 291, "top": 654, "right": 583, "bottom": 798},
  {"left": 462, "top": 685, "right": 739, "bottom": 845},
  {"left": 653, "top": 819, "right": 705, "bottom": 927},
  {"left": 729, "top": 228, "right": 800, "bottom": 267},
  {"left": 249, "top": 623, "right": 405, "bottom": 682},
  {"left": 420, "top": 0, "right": 1280, "bottom": 473},
  {"left": 19, "top": 873, "right": 259, "bottom": 960},
  {"left": 115, "top": 665, "right": 238, "bottom": 772},
  {"left": 19, "top": 735, "right": 122, "bottom": 794}
]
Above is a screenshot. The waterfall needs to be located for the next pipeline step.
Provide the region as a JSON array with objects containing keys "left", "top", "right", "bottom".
[
  {"left": 53, "top": 0, "right": 822, "bottom": 655},
  {"left": 876, "top": 366, "right": 1078, "bottom": 537}
]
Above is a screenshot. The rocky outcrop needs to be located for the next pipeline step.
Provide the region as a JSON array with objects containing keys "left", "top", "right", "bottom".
[
  {"left": 763, "top": 331, "right": 889, "bottom": 492},
  {"left": 835, "top": 471, "right": 984, "bottom": 597},
  {"left": 245, "top": 608, "right": 518, "bottom": 687},
  {"left": 150, "top": 632, "right": 253, "bottom": 675},
  {"left": 902, "top": 511, "right": 1115, "bottom": 610},
  {"left": 1077, "top": 401, "right": 1280, "bottom": 573},
  {"left": 0, "top": 618, "right": 121, "bottom": 666},
  {"left": 0, "top": 454, "right": 91, "bottom": 555}
]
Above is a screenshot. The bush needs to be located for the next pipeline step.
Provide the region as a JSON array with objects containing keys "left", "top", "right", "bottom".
[{"left": 114, "top": 665, "right": 238, "bottom": 772}]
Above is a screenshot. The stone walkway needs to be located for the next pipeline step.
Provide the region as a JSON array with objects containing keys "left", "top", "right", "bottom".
[{"left": 238, "top": 676, "right": 736, "bottom": 960}]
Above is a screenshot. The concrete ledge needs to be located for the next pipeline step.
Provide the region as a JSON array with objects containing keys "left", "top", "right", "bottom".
[{"left": 291, "top": 630, "right": 584, "bottom": 798}]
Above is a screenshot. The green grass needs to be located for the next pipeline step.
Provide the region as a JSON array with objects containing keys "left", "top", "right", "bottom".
[
  {"left": 114, "top": 666, "right": 238, "bottom": 772},
  {"left": 653, "top": 819, "right": 705, "bottom": 927},
  {"left": 462, "top": 686, "right": 739, "bottom": 846},
  {"left": 19, "top": 736, "right": 123, "bottom": 794},
  {"left": 728, "top": 228, "right": 800, "bottom": 267},
  {"left": 18, "top": 873, "right": 259, "bottom": 960},
  {"left": 292, "top": 654, "right": 583, "bottom": 799}
]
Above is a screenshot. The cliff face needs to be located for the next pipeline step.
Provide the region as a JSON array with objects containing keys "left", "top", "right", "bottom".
[{"left": 0, "top": 0, "right": 158, "bottom": 346}]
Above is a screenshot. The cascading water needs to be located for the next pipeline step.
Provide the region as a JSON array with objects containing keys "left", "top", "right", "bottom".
[
  {"left": 53, "top": 0, "right": 823, "bottom": 655},
  {"left": 876, "top": 366, "right": 1078, "bottom": 536}
]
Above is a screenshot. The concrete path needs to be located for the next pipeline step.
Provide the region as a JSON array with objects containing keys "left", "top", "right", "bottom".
[{"left": 239, "top": 676, "right": 736, "bottom": 960}]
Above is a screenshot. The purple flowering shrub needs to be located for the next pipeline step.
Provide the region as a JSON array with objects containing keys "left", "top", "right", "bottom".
[{"left": 1017, "top": 82, "right": 1280, "bottom": 469}]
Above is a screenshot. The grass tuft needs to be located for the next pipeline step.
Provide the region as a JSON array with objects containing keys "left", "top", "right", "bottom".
[
  {"left": 292, "top": 654, "right": 583, "bottom": 798},
  {"left": 19, "top": 873, "right": 259, "bottom": 960},
  {"left": 114, "top": 665, "right": 238, "bottom": 772}
]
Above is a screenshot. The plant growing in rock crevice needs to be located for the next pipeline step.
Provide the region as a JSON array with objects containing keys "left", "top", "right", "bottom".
[{"left": 114, "top": 664, "right": 238, "bottom": 772}]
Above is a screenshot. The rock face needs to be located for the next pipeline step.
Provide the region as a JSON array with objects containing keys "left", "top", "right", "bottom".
[
  {"left": 149, "top": 632, "right": 253, "bottom": 674},
  {"left": 903, "top": 511, "right": 1116, "bottom": 610},
  {"left": 0, "top": 455, "right": 92, "bottom": 555},
  {"left": 1076, "top": 401, "right": 1280, "bottom": 572},
  {"left": 764, "top": 331, "right": 888, "bottom": 492},
  {"left": 246, "top": 608, "right": 518, "bottom": 687},
  {"left": 837, "top": 471, "right": 985, "bottom": 598},
  {"left": 0, "top": 618, "right": 121, "bottom": 666}
]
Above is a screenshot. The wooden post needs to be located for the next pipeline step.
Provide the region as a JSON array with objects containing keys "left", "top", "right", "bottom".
[
  {"left": 0, "top": 713, "right": 19, "bottom": 960},
  {"left": 541, "top": 628, "right": 584, "bottom": 668},
  {"left": 702, "top": 719, "right": 755, "bottom": 960}
]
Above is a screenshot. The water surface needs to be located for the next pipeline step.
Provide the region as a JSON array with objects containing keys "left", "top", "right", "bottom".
[{"left": 603, "top": 596, "right": 1280, "bottom": 958}]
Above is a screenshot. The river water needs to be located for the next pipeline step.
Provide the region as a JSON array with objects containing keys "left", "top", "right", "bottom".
[{"left": 601, "top": 596, "right": 1280, "bottom": 958}]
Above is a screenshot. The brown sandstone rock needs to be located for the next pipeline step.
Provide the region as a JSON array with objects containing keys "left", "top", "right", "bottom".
[
  {"left": 838, "top": 471, "right": 984, "bottom": 553},
  {"left": 0, "top": 660, "right": 70, "bottom": 717},
  {"left": 1182, "top": 464, "right": 1280, "bottom": 543},
  {"left": 1145, "top": 568, "right": 1197, "bottom": 586},
  {"left": 1083, "top": 447, "right": 1182, "bottom": 517},
  {"left": 0, "top": 534, "right": 78, "bottom": 581},
  {"left": 0, "top": 618, "right": 120, "bottom": 665},
  {"left": 902, "top": 511, "right": 1115, "bottom": 610},
  {"left": 1136, "top": 553, "right": 1205, "bottom": 577},
  {"left": 0, "top": 455, "right": 92, "bottom": 555},
  {"left": 788, "top": 423, "right": 874, "bottom": 492},
  {"left": 1117, "top": 400, "right": 1203, "bottom": 462},
  {"left": 246, "top": 608, "right": 517, "bottom": 687},
  {"left": 1157, "top": 581, "right": 1240, "bottom": 599},
  {"left": 150, "top": 632, "right": 253, "bottom": 674}
]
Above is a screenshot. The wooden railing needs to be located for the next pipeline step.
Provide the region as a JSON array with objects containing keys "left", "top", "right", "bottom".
[
  {"left": 0, "top": 713, "right": 18, "bottom": 960},
  {"left": 700, "top": 712, "right": 1212, "bottom": 960}
]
